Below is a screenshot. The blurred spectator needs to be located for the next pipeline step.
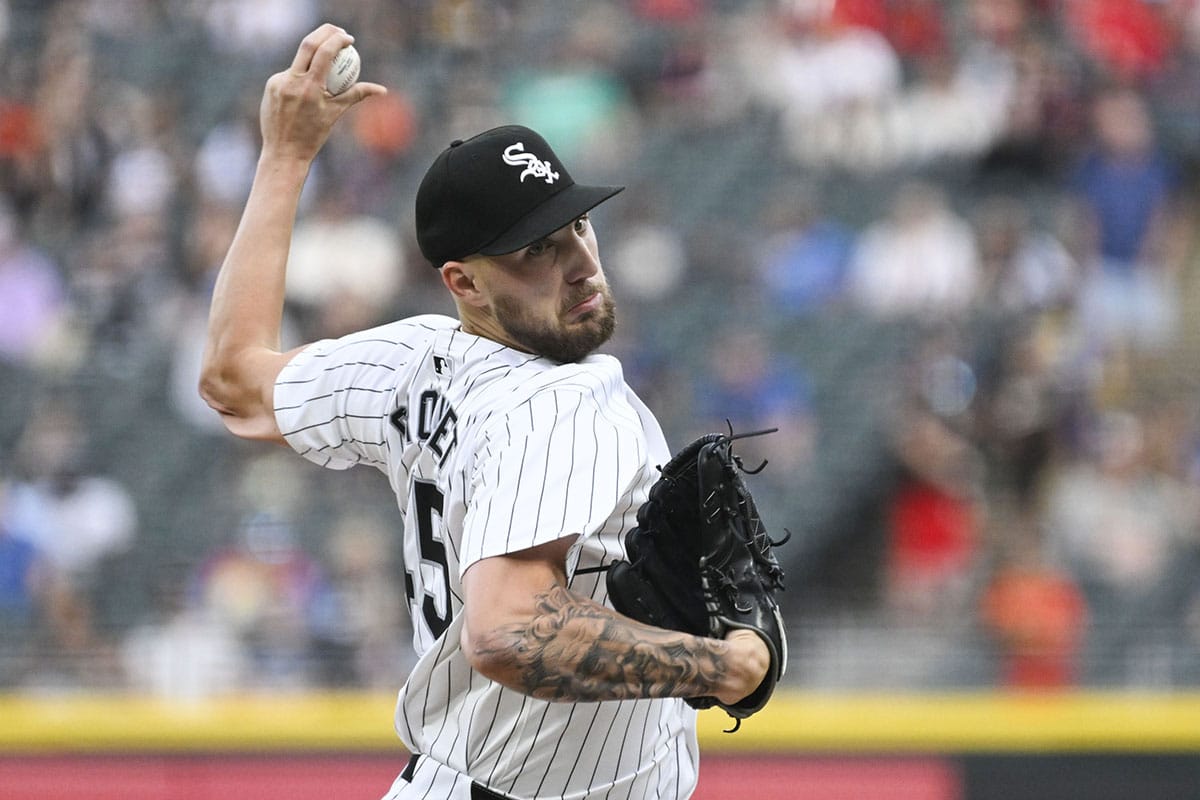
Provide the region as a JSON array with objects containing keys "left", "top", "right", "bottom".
[
  {"left": 624, "top": 9, "right": 752, "bottom": 129},
  {"left": 1062, "top": 0, "right": 1174, "bottom": 83},
  {"left": 69, "top": 209, "right": 183, "bottom": 372},
  {"left": 972, "top": 322, "right": 1067, "bottom": 517},
  {"left": 502, "top": 7, "right": 639, "bottom": 170},
  {"left": 763, "top": 2, "right": 1013, "bottom": 171},
  {"left": 605, "top": 189, "right": 688, "bottom": 305},
  {"left": 23, "top": 10, "right": 113, "bottom": 233},
  {"left": 899, "top": 48, "right": 1013, "bottom": 166},
  {"left": 3, "top": 402, "right": 136, "bottom": 588},
  {"left": 633, "top": 0, "right": 705, "bottom": 24},
  {"left": 974, "top": 30, "right": 1090, "bottom": 185},
  {"left": 194, "top": 111, "right": 260, "bottom": 209},
  {"left": 768, "top": 6, "right": 902, "bottom": 118},
  {"left": 692, "top": 326, "right": 816, "bottom": 476},
  {"left": 347, "top": 85, "right": 421, "bottom": 212},
  {"left": 190, "top": 452, "right": 327, "bottom": 689},
  {"left": 1046, "top": 410, "right": 1197, "bottom": 603},
  {"left": 193, "top": 514, "right": 325, "bottom": 690},
  {"left": 1044, "top": 409, "right": 1200, "bottom": 681},
  {"left": 0, "top": 483, "right": 50, "bottom": 687},
  {"left": 0, "top": 90, "right": 43, "bottom": 221},
  {"left": 105, "top": 142, "right": 177, "bottom": 221},
  {"left": 197, "top": 0, "right": 319, "bottom": 61},
  {"left": 427, "top": 0, "right": 514, "bottom": 51},
  {"left": 972, "top": 194, "right": 1079, "bottom": 315},
  {"left": 980, "top": 522, "right": 1088, "bottom": 689},
  {"left": 1068, "top": 87, "right": 1181, "bottom": 352},
  {"left": 0, "top": 193, "right": 69, "bottom": 367},
  {"left": 2, "top": 401, "right": 136, "bottom": 685},
  {"left": 882, "top": 398, "right": 983, "bottom": 620},
  {"left": 881, "top": 0, "right": 947, "bottom": 67},
  {"left": 285, "top": 182, "right": 406, "bottom": 340},
  {"left": 308, "top": 514, "right": 412, "bottom": 689},
  {"left": 120, "top": 571, "right": 247, "bottom": 700},
  {"left": 762, "top": 9, "right": 904, "bottom": 171},
  {"left": 754, "top": 181, "right": 854, "bottom": 317},
  {"left": 848, "top": 181, "right": 981, "bottom": 320}
]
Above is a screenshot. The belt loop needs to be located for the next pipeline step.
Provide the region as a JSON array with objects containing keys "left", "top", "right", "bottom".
[
  {"left": 470, "top": 781, "right": 511, "bottom": 800},
  {"left": 401, "top": 753, "right": 509, "bottom": 799},
  {"left": 400, "top": 753, "right": 420, "bottom": 782}
]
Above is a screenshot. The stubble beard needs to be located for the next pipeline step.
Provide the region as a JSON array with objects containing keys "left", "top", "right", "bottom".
[{"left": 493, "top": 285, "right": 617, "bottom": 363}]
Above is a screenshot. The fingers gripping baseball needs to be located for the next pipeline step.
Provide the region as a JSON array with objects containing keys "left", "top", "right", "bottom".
[{"left": 260, "top": 24, "right": 386, "bottom": 163}]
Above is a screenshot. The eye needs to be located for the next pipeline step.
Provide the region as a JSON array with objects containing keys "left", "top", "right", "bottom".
[
  {"left": 574, "top": 215, "right": 590, "bottom": 234},
  {"left": 525, "top": 239, "right": 549, "bottom": 258}
]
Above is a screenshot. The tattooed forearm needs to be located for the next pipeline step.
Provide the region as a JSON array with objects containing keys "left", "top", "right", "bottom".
[{"left": 471, "top": 585, "right": 730, "bottom": 702}]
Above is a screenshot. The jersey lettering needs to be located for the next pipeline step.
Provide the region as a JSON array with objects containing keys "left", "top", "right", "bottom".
[
  {"left": 391, "top": 389, "right": 459, "bottom": 466},
  {"left": 417, "top": 390, "right": 440, "bottom": 439},
  {"left": 427, "top": 406, "right": 458, "bottom": 466},
  {"left": 389, "top": 405, "right": 409, "bottom": 442}
]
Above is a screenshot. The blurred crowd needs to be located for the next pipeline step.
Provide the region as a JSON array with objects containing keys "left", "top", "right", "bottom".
[{"left": 2, "top": 0, "right": 1200, "bottom": 696}]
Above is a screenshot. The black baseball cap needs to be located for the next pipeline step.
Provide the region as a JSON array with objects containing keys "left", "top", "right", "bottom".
[{"left": 415, "top": 125, "right": 624, "bottom": 267}]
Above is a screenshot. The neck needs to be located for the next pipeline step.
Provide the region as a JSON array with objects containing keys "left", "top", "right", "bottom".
[{"left": 458, "top": 309, "right": 529, "bottom": 354}]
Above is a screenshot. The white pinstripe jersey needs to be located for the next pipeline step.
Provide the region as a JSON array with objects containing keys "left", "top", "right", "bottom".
[{"left": 274, "top": 314, "right": 699, "bottom": 799}]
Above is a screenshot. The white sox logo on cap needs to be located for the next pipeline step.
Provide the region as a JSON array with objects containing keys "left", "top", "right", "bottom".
[{"left": 502, "top": 143, "right": 560, "bottom": 184}]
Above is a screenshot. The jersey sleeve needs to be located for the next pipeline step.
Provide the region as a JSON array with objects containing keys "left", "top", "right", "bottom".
[
  {"left": 459, "top": 386, "right": 646, "bottom": 573},
  {"left": 273, "top": 321, "right": 434, "bottom": 470}
]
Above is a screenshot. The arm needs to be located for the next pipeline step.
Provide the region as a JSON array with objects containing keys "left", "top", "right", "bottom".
[
  {"left": 198, "top": 24, "right": 387, "bottom": 442},
  {"left": 461, "top": 538, "right": 769, "bottom": 705}
]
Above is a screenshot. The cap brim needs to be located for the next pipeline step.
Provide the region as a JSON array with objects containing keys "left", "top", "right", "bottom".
[{"left": 479, "top": 183, "right": 624, "bottom": 257}]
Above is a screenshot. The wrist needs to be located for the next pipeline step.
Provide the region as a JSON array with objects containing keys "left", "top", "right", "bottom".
[
  {"left": 256, "top": 150, "right": 315, "bottom": 183},
  {"left": 713, "top": 629, "right": 770, "bottom": 706}
]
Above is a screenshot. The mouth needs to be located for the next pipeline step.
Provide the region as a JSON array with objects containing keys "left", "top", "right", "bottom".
[{"left": 565, "top": 291, "right": 603, "bottom": 320}]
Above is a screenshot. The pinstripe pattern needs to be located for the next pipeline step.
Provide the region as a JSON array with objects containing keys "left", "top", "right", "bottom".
[{"left": 275, "top": 314, "right": 698, "bottom": 799}]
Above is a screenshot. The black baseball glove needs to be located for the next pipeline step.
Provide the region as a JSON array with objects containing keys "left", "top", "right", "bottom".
[{"left": 606, "top": 429, "right": 788, "bottom": 730}]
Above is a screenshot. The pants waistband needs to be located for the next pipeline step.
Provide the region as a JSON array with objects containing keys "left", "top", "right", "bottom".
[{"left": 402, "top": 754, "right": 513, "bottom": 800}]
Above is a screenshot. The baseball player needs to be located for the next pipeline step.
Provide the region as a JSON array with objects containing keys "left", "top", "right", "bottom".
[{"left": 199, "top": 24, "right": 770, "bottom": 799}]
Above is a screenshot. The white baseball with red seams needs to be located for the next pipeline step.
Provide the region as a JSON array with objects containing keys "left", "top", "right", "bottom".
[{"left": 326, "top": 44, "right": 360, "bottom": 96}]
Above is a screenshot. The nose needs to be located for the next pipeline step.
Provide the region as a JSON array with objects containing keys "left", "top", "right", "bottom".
[{"left": 560, "top": 229, "right": 600, "bottom": 285}]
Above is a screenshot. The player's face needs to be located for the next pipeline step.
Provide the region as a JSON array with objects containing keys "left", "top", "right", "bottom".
[{"left": 480, "top": 215, "right": 616, "bottom": 363}]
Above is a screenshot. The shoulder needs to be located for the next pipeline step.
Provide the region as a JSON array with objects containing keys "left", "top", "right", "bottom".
[
  {"left": 471, "top": 353, "right": 624, "bottom": 409},
  {"left": 526, "top": 353, "right": 625, "bottom": 394},
  {"left": 347, "top": 314, "right": 460, "bottom": 349},
  {"left": 473, "top": 355, "right": 637, "bottom": 441},
  {"left": 281, "top": 315, "right": 459, "bottom": 372}
]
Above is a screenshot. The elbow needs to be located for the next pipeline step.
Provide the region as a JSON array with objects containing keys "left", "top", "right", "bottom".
[
  {"left": 461, "top": 625, "right": 499, "bottom": 676},
  {"left": 196, "top": 367, "right": 222, "bottom": 412},
  {"left": 461, "top": 621, "right": 521, "bottom": 686},
  {"left": 196, "top": 353, "right": 277, "bottom": 441},
  {"left": 196, "top": 370, "right": 246, "bottom": 437},
  {"left": 197, "top": 356, "right": 239, "bottom": 418}
]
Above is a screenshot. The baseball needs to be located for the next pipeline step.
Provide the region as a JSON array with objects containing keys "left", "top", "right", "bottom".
[{"left": 326, "top": 44, "right": 361, "bottom": 96}]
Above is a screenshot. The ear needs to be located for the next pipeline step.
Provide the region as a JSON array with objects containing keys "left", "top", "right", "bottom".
[{"left": 441, "top": 260, "right": 489, "bottom": 308}]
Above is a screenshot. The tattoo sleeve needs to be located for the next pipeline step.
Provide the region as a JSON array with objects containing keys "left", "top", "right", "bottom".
[{"left": 470, "top": 584, "right": 728, "bottom": 702}]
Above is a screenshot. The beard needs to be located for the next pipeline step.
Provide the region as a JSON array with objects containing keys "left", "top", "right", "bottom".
[{"left": 493, "top": 284, "right": 617, "bottom": 363}]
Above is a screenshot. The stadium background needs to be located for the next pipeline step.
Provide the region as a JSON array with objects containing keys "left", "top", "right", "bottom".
[{"left": 2, "top": 0, "right": 1200, "bottom": 797}]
